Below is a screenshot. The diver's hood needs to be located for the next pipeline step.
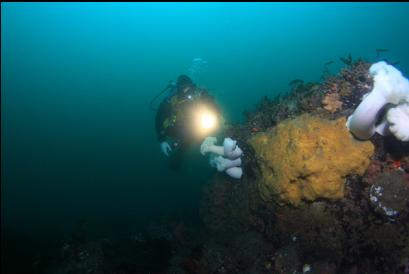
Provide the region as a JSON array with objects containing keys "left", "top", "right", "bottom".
[{"left": 176, "top": 75, "right": 193, "bottom": 87}]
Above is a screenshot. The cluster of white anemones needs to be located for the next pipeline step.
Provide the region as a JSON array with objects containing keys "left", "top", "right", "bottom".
[
  {"left": 347, "top": 61, "right": 409, "bottom": 142},
  {"left": 200, "top": 137, "right": 243, "bottom": 179}
]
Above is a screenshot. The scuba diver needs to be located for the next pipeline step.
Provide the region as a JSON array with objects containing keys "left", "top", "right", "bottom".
[{"left": 151, "top": 75, "right": 222, "bottom": 169}]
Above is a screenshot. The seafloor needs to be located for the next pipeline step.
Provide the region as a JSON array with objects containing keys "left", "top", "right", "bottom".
[{"left": 3, "top": 57, "right": 409, "bottom": 274}]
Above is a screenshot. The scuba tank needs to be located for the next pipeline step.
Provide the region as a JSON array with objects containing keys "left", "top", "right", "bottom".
[{"left": 149, "top": 80, "right": 176, "bottom": 111}]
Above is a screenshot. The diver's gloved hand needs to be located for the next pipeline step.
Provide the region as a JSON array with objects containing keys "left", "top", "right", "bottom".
[{"left": 160, "top": 142, "right": 172, "bottom": 157}]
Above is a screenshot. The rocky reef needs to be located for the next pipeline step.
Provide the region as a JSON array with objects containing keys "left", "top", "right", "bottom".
[
  {"left": 197, "top": 57, "right": 409, "bottom": 274},
  {"left": 9, "top": 57, "right": 408, "bottom": 274},
  {"left": 369, "top": 171, "right": 409, "bottom": 221}
]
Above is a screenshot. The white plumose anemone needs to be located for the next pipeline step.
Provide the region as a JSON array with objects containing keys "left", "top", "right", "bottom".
[
  {"left": 387, "top": 103, "right": 409, "bottom": 141},
  {"left": 347, "top": 61, "right": 409, "bottom": 141},
  {"left": 201, "top": 137, "right": 244, "bottom": 179}
]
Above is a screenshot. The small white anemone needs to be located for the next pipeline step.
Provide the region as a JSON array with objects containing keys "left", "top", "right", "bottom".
[
  {"left": 223, "top": 137, "right": 243, "bottom": 160},
  {"left": 200, "top": 137, "right": 224, "bottom": 156},
  {"left": 225, "top": 166, "right": 243, "bottom": 179},
  {"left": 209, "top": 155, "right": 242, "bottom": 172},
  {"left": 386, "top": 102, "right": 409, "bottom": 141}
]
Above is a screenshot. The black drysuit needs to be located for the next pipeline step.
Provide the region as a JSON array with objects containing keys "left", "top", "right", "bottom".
[{"left": 155, "top": 88, "right": 220, "bottom": 169}]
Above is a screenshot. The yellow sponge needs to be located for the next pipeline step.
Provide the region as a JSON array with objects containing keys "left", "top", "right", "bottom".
[{"left": 249, "top": 114, "right": 374, "bottom": 206}]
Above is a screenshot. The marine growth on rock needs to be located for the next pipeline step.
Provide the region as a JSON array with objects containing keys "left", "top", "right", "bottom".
[{"left": 249, "top": 114, "right": 375, "bottom": 206}]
